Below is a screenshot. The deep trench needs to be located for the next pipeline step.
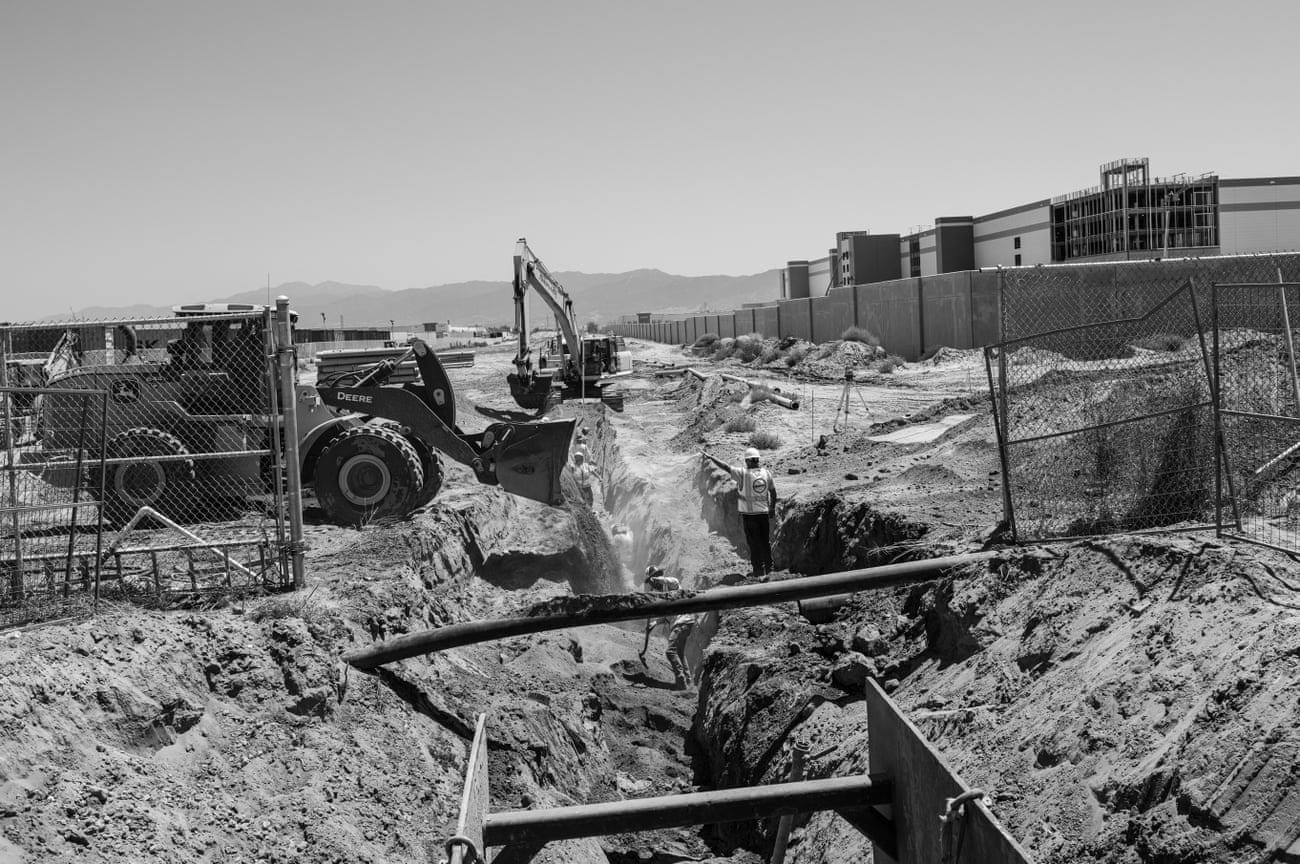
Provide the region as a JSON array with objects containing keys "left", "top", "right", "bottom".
[{"left": 373, "top": 394, "right": 940, "bottom": 862}]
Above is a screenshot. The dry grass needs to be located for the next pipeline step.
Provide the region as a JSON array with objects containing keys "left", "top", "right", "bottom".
[
  {"left": 723, "top": 414, "right": 758, "bottom": 433},
  {"left": 749, "top": 430, "right": 783, "bottom": 450},
  {"left": 693, "top": 333, "right": 720, "bottom": 348},
  {"left": 841, "top": 326, "right": 880, "bottom": 345}
]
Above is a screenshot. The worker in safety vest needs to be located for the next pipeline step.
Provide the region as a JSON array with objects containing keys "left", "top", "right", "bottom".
[{"left": 702, "top": 447, "right": 777, "bottom": 576}]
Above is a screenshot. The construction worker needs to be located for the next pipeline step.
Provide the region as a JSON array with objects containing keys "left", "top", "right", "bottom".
[
  {"left": 640, "top": 567, "right": 694, "bottom": 689},
  {"left": 572, "top": 450, "right": 599, "bottom": 507},
  {"left": 573, "top": 427, "right": 592, "bottom": 463},
  {"left": 611, "top": 523, "right": 634, "bottom": 570},
  {"left": 702, "top": 447, "right": 777, "bottom": 576}
]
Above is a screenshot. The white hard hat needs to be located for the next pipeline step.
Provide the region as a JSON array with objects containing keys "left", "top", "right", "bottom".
[
  {"left": 744, "top": 447, "right": 761, "bottom": 460},
  {"left": 573, "top": 451, "right": 585, "bottom": 461}
]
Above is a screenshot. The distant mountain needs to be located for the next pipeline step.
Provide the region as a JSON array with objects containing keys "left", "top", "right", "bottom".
[{"left": 58, "top": 269, "right": 783, "bottom": 326}]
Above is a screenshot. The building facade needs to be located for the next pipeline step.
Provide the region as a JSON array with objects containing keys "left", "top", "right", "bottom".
[{"left": 825, "top": 158, "right": 1300, "bottom": 284}]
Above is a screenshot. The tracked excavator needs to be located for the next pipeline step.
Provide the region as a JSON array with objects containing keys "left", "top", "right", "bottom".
[
  {"left": 34, "top": 304, "right": 574, "bottom": 527},
  {"left": 508, "top": 239, "right": 626, "bottom": 411}
]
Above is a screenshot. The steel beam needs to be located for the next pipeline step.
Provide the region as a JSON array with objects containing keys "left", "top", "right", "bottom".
[
  {"left": 482, "top": 774, "right": 892, "bottom": 849},
  {"left": 344, "top": 552, "right": 995, "bottom": 669}
]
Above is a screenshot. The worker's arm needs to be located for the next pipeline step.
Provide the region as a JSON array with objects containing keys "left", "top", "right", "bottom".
[
  {"left": 701, "top": 450, "right": 728, "bottom": 471},
  {"left": 768, "top": 473, "right": 778, "bottom": 517}
]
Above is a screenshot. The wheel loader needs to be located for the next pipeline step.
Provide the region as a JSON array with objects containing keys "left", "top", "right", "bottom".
[{"left": 33, "top": 304, "right": 574, "bottom": 527}]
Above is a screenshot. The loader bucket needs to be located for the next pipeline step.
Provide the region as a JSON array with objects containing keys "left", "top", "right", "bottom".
[{"left": 489, "top": 417, "right": 576, "bottom": 506}]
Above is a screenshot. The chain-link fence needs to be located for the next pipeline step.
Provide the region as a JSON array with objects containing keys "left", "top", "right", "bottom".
[
  {"left": 0, "top": 385, "right": 108, "bottom": 628},
  {"left": 989, "top": 253, "right": 1300, "bottom": 545},
  {"left": 0, "top": 307, "right": 297, "bottom": 629},
  {"left": 1213, "top": 278, "right": 1300, "bottom": 552}
]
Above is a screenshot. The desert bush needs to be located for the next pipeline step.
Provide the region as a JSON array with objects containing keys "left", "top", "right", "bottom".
[
  {"left": 840, "top": 326, "right": 880, "bottom": 345},
  {"left": 877, "top": 359, "right": 896, "bottom": 374},
  {"left": 711, "top": 337, "right": 737, "bottom": 360},
  {"left": 748, "top": 430, "right": 783, "bottom": 450},
  {"left": 248, "top": 589, "right": 326, "bottom": 626},
  {"left": 1133, "top": 333, "right": 1187, "bottom": 352},
  {"left": 748, "top": 384, "right": 774, "bottom": 404},
  {"left": 759, "top": 345, "right": 780, "bottom": 364},
  {"left": 783, "top": 344, "right": 813, "bottom": 367},
  {"left": 733, "top": 333, "right": 764, "bottom": 363},
  {"left": 724, "top": 414, "right": 758, "bottom": 433},
  {"left": 694, "top": 332, "right": 720, "bottom": 348}
]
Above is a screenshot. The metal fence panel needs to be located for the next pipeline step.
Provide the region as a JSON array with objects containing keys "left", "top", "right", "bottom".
[
  {"left": 0, "top": 385, "right": 107, "bottom": 629},
  {"left": 0, "top": 309, "right": 292, "bottom": 626},
  {"left": 991, "top": 275, "right": 1216, "bottom": 541},
  {"left": 1213, "top": 278, "right": 1300, "bottom": 553}
]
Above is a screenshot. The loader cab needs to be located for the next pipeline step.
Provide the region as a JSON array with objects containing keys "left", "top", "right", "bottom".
[{"left": 168, "top": 304, "right": 280, "bottom": 414}]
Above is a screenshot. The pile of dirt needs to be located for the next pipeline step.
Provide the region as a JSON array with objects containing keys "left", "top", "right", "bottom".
[
  {"left": 794, "top": 340, "right": 886, "bottom": 380},
  {"left": 520, "top": 589, "right": 696, "bottom": 619},
  {"left": 691, "top": 534, "right": 1300, "bottom": 862}
]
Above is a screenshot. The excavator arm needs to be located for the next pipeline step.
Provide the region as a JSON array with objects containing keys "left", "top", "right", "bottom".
[{"left": 513, "top": 238, "right": 583, "bottom": 381}]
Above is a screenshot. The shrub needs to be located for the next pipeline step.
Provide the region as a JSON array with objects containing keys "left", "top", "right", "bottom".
[
  {"left": 711, "top": 337, "right": 737, "bottom": 360},
  {"left": 248, "top": 589, "right": 326, "bottom": 627},
  {"left": 877, "top": 359, "right": 896, "bottom": 374},
  {"left": 748, "top": 384, "right": 774, "bottom": 404},
  {"left": 724, "top": 414, "right": 758, "bottom": 433},
  {"left": 733, "top": 333, "right": 764, "bottom": 363},
  {"left": 1134, "top": 333, "right": 1187, "bottom": 352},
  {"left": 693, "top": 332, "right": 719, "bottom": 348},
  {"left": 748, "top": 430, "right": 783, "bottom": 450},
  {"left": 783, "top": 344, "right": 813, "bottom": 367},
  {"left": 759, "top": 345, "right": 781, "bottom": 364},
  {"left": 840, "top": 326, "right": 880, "bottom": 345}
]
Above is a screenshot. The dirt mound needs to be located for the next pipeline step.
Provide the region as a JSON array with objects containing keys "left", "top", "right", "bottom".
[
  {"left": 795, "top": 340, "right": 885, "bottom": 379},
  {"left": 926, "top": 345, "right": 982, "bottom": 365}
]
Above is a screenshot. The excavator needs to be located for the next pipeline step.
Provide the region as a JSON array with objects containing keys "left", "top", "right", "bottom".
[
  {"left": 33, "top": 304, "right": 575, "bottom": 527},
  {"left": 508, "top": 239, "right": 626, "bottom": 411}
]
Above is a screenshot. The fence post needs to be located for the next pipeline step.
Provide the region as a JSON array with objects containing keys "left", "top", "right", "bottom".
[{"left": 275, "top": 297, "right": 307, "bottom": 590}]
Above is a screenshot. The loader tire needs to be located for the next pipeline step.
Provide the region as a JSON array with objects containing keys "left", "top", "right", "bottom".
[
  {"left": 315, "top": 425, "right": 424, "bottom": 527},
  {"left": 405, "top": 435, "right": 445, "bottom": 512},
  {"left": 95, "top": 427, "right": 196, "bottom": 526}
]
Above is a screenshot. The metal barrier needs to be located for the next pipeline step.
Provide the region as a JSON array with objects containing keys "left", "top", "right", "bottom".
[
  {"left": 0, "top": 307, "right": 297, "bottom": 628},
  {"left": 987, "top": 279, "right": 1216, "bottom": 541},
  {"left": 1212, "top": 277, "right": 1300, "bottom": 552},
  {"left": 988, "top": 255, "right": 1300, "bottom": 545},
  {"left": 0, "top": 385, "right": 108, "bottom": 629}
]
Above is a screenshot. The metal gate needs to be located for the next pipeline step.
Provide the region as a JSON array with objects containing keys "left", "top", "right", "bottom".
[
  {"left": 0, "top": 306, "right": 298, "bottom": 630},
  {"left": 1212, "top": 277, "right": 1300, "bottom": 552},
  {"left": 987, "top": 279, "right": 1217, "bottom": 542}
]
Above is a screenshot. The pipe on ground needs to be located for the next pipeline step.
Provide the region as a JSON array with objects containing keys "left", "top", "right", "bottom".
[
  {"left": 685, "top": 369, "right": 800, "bottom": 410},
  {"left": 344, "top": 551, "right": 997, "bottom": 669},
  {"left": 482, "top": 773, "right": 890, "bottom": 848}
]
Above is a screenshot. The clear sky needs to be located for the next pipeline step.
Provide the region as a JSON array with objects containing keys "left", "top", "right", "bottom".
[{"left": 3, "top": 0, "right": 1297, "bottom": 321}]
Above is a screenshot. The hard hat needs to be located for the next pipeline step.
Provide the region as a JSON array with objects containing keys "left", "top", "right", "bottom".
[
  {"left": 744, "top": 447, "right": 761, "bottom": 460},
  {"left": 573, "top": 451, "right": 585, "bottom": 461},
  {"left": 645, "top": 565, "right": 663, "bottom": 578}
]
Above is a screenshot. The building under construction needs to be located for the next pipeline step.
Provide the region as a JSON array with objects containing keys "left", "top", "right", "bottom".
[{"left": 781, "top": 157, "right": 1300, "bottom": 297}]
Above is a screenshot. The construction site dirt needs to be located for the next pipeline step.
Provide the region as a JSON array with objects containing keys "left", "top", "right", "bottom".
[{"left": 3, "top": 334, "right": 1299, "bottom": 863}]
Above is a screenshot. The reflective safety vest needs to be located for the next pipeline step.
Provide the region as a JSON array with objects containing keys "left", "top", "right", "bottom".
[{"left": 730, "top": 465, "right": 774, "bottom": 514}]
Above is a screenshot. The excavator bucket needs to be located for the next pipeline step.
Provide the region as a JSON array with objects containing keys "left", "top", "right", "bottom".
[{"left": 487, "top": 418, "right": 576, "bottom": 506}]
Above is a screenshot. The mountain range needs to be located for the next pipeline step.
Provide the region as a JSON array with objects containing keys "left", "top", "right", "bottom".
[{"left": 63, "top": 269, "right": 784, "bottom": 326}]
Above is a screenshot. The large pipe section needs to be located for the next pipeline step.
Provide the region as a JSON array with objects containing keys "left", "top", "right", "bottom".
[
  {"left": 482, "top": 774, "right": 890, "bottom": 848},
  {"left": 344, "top": 551, "right": 996, "bottom": 669}
]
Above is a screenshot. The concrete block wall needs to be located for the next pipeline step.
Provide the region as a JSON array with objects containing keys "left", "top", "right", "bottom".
[
  {"left": 778, "top": 298, "right": 813, "bottom": 341},
  {"left": 755, "top": 306, "right": 780, "bottom": 339},
  {"left": 735, "top": 308, "right": 756, "bottom": 336},
  {"left": 854, "top": 279, "right": 923, "bottom": 360},
  {"left": 920, "top": 271, "right": 974, "bottom": 353},
  {"left": 812, "top": 288, "right": 856, "bottom": 344},
  {"left": 719, "top": 314, "right": 736, "bottom": 338}
]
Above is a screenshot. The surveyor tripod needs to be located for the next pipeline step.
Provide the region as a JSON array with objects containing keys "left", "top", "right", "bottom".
[{"left": 833, "top": 365, "right": 871, "bottom": 432}]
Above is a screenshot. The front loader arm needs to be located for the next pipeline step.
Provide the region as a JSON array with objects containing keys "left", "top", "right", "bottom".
[{"left": 315, "top": 386, "right": 575, "bottom": 506}]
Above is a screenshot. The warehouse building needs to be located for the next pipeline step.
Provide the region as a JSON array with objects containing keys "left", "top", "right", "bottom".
[{"left": 779, "top": 158, "right": 1300, "bottom": 296}]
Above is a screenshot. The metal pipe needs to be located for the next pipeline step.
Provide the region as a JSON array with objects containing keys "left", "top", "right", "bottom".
[
  {"left": 344, "top": 551, "right": 996, "bottom": 668},
  {"left": 275, "top": 297, "right": 307, "bottom": 590},
  {"left": 769, "top": 739, "right": 809, "bottom": 864},
  {"left": 482, "top": 774, "right": 890, "bottom": 848},
  {"left": 718, "top": 372, "right": 800, "bottom": 410}
]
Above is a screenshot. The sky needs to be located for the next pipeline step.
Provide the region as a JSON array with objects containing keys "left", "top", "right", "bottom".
[{"left": 3, "top": 0, "right": 1298, "bottom": 321}]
